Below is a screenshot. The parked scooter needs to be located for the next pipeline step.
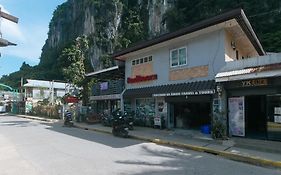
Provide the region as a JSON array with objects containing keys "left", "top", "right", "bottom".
[
  {"left": 101, "top": 110, "right": 113, "bottom": 126},
  {"left": 123, "top": 111, "right": 134, "bottom": 130},
  {"left": 112, "top": 115, "right": 129, "bottom": 138},
  {"left": 64, "top": 110, "right": 74, "bottom": 127}
]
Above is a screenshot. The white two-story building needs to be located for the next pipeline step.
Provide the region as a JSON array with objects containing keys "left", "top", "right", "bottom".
[
  {"left": 113, "top": 8, "right": 265, "bottom": 131},
  {"left": 23, "top": 79, "right": 75, "bottom": 112}
]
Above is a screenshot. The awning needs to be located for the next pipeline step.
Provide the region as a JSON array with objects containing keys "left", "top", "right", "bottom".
[
  {"left": 216, "top": 63, "right": 281, "bottom": 82},
  {"left": 85, "top": 66, "right": 124, "bottom": 81},
  {"left": 89, "top": 94, "right": 121, "bottom": 101},
  {"left": 123, "top": 80, "right": 216, "bottom": 98}
]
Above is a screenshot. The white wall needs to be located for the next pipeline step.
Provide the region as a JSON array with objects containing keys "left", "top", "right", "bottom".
[
  {"left": 125, "top": 29, "right": 226, "bottom": 89},
  {"left": 32, "top": 88, "right": 67, "bottom": 99}
]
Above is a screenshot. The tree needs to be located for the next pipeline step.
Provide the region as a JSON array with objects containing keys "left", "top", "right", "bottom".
[{"left": 59, "top": 35, "right": 93, "bottom": 105}]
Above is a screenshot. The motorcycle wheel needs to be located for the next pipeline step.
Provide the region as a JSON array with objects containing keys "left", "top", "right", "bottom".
[
  {"left": 121, "top": 130, "right": 129, "bottom": 138},
  {"left": 128, "top": 125, "right": 134, "bottom": 130}
]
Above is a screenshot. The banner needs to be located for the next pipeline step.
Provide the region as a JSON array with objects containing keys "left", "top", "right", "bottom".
[{"left": 228, "top": 97, "right": 245, "bottom": 136}]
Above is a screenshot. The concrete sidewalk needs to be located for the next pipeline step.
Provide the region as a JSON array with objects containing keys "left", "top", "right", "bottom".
[
  {"left": 10, "top": 114, "right": 281, "bottom": 169},
  {"left": 73, "top": 122, "right": 281, "bottom": 169}
]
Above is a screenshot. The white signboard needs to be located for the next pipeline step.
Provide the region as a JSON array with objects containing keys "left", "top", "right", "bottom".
[
  {"left": 154, "top": 116, "right": 161, "bottom": 126},
  {"left": 274, "top": 116, "right": 281, "bottom": 123},
  {"left": 274, "top": 107, "right": 281, "bottom": 115},
  {"left": 228, "top": 97, "right": 245, "bottom": 136}
]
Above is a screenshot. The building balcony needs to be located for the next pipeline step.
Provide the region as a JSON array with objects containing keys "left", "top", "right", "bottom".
[{"left": 92, "top": 79, "right": 124, "bottom": 96}]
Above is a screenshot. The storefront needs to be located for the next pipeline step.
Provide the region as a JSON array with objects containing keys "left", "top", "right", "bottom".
[
  {"left": 91, "top": 80, "right": 122, "bottom": 114},
  {"left": 223, "top": 77, "right": 281, "bottom": 141},
  {"left": 123, "top": 80, "right": 216, "bottom": 129},
  {"left": 166, "top": 95, "right": 212, "bottom": 129},
  {"left": 86, "top": 65, "right": 125, "bottom": 115},
  {"left": 91, "top": 96, "right": 121, "bottom": 114}
]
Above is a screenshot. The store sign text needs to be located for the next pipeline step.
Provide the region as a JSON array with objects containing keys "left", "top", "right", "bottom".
[
  {"left": 153, "top": 89, "right": 215, "bottom": 97},
  {"left": 127, "top": 74, "right": 157, "bottom": 84},
  {"left": 241, "top": 79, "right": 268, "bottom": 87}
]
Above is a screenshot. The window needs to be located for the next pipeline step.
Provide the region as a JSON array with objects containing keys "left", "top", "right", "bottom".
[
  {"left": 170, "top": 47, "right": 187, "bottom": 67},
  {"left": 131, "top": 55, "right": 153, "bottom": 66},
  {"left": 144, "top": 57, "right": 148, "bottom": 62},
  {"left": 179, "top": 48, "right": 187, "bottom": 65}
]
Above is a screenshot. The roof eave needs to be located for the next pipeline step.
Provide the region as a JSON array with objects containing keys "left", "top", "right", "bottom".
[{"left": 236, "top": 10, "right": 265, "bottom": 56}]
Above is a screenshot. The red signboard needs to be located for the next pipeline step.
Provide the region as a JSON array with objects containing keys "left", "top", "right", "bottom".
[
  {"left": 127, "top": 74, "right": 157, "bottom": 84},
  {"left": 64, "top": 96, "right": 79, "bottom": 103}
]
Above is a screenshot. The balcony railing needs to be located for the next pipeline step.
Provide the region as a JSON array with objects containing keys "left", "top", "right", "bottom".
[{"left": 92, "top": 79, "right": 124, "bottom": 96}]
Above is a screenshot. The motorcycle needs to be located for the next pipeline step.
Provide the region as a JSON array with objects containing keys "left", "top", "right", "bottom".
[
  {"left": 64, "top": 111, "right": 74, "bottom": 127},
  {"left": 123, "top": 111, "right": 134, "bottom": 130},
  {"left": 101, "top": 112, "right": 113, "bottom": 126},
  {"left": 112, "top": 115, "right": 129, "bottom": 138}
]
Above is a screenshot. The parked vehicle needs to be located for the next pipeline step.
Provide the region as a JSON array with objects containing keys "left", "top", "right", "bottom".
[
  {"left": 123, "top": 111, "right": 134, "bottom": 130},
  {"left": 101, "top": 110, "right": 114, "bottom": 126},
  {"left": 0, "top": 102, "right": 6, "bottom": 113},
  {"left": 112, "top": 115, "right": 129, "bottom": 138},
  {"left": 64, "top": 110, "right": 74, "bottom": 127},
  {"left": 134, "top": 110, "right": 146, "bottom": 126}
]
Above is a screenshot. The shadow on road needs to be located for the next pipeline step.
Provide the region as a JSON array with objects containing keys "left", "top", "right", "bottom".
[
  {"left": 45, "top": 122, "right": 144, "bottom": 148},
  {"left": 115, "top": 144, "right": 195, "bottom": 175}
]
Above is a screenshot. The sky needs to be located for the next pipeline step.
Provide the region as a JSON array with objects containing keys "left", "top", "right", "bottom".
[{"left": 0, "top": 0, "right": 67, "bottom": 78}]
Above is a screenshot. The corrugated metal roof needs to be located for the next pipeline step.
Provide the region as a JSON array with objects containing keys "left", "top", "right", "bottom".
[
  {"left": 216, "top": 62, "right": 281, "bottom": 79},
  {"left": 216, "top": 68, "right": 253, "bottom": 78},
  {"left": 23, "top": 79, "right": 72, "bottom": 89}
]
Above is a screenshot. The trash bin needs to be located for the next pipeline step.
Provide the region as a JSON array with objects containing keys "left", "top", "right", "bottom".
[{"left": 201, "top": 125, "right": 210, "bottom": 134}]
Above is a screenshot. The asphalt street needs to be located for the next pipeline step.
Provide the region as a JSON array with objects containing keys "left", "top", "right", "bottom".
[{"left": 0, "top": 115, "right": 280, "bottom": 175}]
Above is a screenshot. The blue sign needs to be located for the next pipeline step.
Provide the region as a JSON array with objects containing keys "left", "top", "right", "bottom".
[{"left": 100, "top": 82, "right": 108, "bottom": 91}]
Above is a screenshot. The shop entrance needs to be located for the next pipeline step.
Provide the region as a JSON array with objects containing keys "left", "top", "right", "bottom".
[
  {"left": 173, "top": 102, "right": 211, "bottom": 129},
  {"left": 245, "top": 95, "right": 267, "bottom": 139},
  {"left": 94, "top": 100, "right": 121, "bottom": 114}
]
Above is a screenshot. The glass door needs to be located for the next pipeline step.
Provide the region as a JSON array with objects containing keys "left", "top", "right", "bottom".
[{"left": 267, "top": 95, "right": 281, "bottom": 141}]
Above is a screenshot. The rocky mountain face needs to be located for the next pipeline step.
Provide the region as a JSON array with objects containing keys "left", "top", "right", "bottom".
[{"left": 40, "top": 0, "right": 172, "bottom": 74}]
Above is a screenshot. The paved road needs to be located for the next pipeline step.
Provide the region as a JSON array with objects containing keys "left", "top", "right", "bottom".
[{"left": 0, "top": 115, "right": 280, "bottom": 175}]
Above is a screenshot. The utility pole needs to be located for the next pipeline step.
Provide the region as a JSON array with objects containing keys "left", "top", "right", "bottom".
[{"left": 51, "top": 80, "right": 54, "bottom": 105}]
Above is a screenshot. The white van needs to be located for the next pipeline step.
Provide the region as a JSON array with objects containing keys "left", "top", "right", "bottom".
[{"left": 0, "top": 102, "right": 6, "bottom": 113}]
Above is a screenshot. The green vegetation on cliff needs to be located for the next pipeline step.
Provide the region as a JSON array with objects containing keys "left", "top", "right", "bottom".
[{"left": 164, "top": 0, "right": 281, "bottom": 52}]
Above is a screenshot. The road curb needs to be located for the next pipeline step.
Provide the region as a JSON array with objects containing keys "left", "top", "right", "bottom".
[
  {"left": 13, "top": 114, "right": 59, "bottom": 123},
  {"left": 134, "top": 135, "right": 281, "bottom": 169},
  {"left": 74, "top": 123, "right": 281, "bottom": 169},
  {"left": 74, "top": 124, "right": 112, "bottom": 135}
]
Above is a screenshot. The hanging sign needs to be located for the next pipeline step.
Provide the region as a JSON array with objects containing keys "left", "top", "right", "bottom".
[
  {"left": 100, "top": 82, "right": 108, "bottom": 90},
  {"left": 64, "top": 96, "right": 79, "bottom": 103}
]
